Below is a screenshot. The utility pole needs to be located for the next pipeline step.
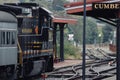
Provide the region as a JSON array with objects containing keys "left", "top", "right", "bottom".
[{"left": 82, "top": 0, "right": 86, "bottom": 80}]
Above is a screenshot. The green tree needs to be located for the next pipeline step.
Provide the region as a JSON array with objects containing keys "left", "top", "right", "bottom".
[
  {"left": 52, "top": 0, "right": 68, "bottom": 11},
  {"left": 0, "top": 0, "right": 18, "bottom": 4},
  {"left": 86, "top": 18, "right": 98, "bottom": 44},
  {"left": 68, "top": 16, "right": 83, "bottom": 46},
  {"left": 102, "top": 24, "right": 115, "bottom": 43},
  {"left": 69, "top": 17, "right": 98, "bottom": 45},
  {"left": 28, "top": 0, "right": 53, "bottom": 10}
]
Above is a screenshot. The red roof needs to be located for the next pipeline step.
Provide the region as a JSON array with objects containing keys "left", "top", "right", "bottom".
[
  {"left": 64, "top": 0, "right": 107, "bottom": 8},
  {"left": 53, "top": 16, "right": 77, "bottom": 24},
  {"left": 64, "top": 0, "right": 120, "bottom": 18}
]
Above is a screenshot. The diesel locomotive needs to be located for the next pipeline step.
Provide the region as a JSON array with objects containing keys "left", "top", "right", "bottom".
[{"left": 0, "top": 3, "right": 53, "bottom": 79}]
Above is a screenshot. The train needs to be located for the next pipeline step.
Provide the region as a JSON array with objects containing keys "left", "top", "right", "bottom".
[{"left": 0, "top": 3, "right": 53, "bottom": 80}]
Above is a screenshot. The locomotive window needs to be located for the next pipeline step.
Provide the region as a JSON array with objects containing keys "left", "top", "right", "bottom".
[{"left": 42, "top": 16, "right": 49, "bottom": 28}]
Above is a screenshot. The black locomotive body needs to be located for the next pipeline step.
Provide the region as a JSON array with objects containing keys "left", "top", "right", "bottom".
[{"left": 0, "top": 3, "right": 53, "bottom": 79}]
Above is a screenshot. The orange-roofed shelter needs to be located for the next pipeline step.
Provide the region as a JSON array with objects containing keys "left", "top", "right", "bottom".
[
  {"left": 52, "top": 16, "right": 77, "bottom": 62},
  {"left": 64, "top": 0, "right": 119, "bottom": 80}
]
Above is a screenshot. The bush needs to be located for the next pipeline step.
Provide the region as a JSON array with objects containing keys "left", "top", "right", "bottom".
[{"left": 64, "top": 41, "right": 81, "bottom": 59}]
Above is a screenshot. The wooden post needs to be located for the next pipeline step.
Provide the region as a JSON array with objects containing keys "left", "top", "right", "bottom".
[
  {"left": 59, "top": 24, "right": 65, "bottom": 61},
  {"left": 53, "top": 23, "right": 57, "bottom": 62}
]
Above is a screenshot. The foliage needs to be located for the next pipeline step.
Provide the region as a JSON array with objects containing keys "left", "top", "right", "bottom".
[
  {"left": 68, "top": 16, "right": 83, "bottom": 45},
  {"left": 0, "top": 0, "right": 18, "bottom": 4},
  {"left": 64, "top": 40, "right": 81, "bottom": 59},
  {"left": 86, "top": 17, "right": 98, "bottom": 44},
  {"left": 102, "top": 24, "right": 115, "bottom": 43},
  {"left": 52, "top": 0, "right": 68, "bottom": 11},
  {"left": 29, "top": 0, "right": 53, "bottom": 10},
  {"left": 69, "top": 17, "right": 98, "bottom": 44}
]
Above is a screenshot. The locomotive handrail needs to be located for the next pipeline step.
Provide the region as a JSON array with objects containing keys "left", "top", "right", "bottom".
[{"left": 18, "top": 40, "right": 23, "bottom": 65}]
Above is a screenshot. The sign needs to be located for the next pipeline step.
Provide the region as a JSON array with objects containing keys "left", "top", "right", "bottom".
[
  {"left": 22, "top": 28, "right": 33, "bottom": 33},
  {"left": 68, "top": 34, "right": 74, "bottom": 41},
  {"left": 92, "top": 3, "right": 120, "bottom": 10}
]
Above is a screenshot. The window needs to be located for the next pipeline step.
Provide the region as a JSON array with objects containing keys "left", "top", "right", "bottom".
[
  {"left": 0, "top": 31, "right": 1, "bottom": 44},
  {"left": 2, "top": 32, "right": 5, "bottom": 44},
  {"left": 11, "top": 32, "right": 16, "bottom": 44},
  {"left": 6, "top": 32, "right": 10, "bottom": 44},
  {"left": 0, "top": 31, "right": 17, "bottom": 46},
  {"left": 0, "top": 31, "right": 5, "bottom": 46}
]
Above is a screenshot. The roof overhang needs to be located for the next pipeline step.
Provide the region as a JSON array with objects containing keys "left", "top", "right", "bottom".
[
  {"left": 64, "top": 0, "right": 120, "bottom": 19},
  {"left": 53, "top": 17, "right": 77, "bottom": 24}
]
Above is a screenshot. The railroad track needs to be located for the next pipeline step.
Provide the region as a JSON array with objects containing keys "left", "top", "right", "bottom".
[
  {"left": 44, "top": 59, "right": 116, "bottom": 80},
  {"left": 67, "top": 63, "right": 116, "bottom": 80},
  {"left": 33, "top": 49, "right": 116, "bottom": 80},
  {"left": 86, "top": 48, "right": 115, "bottom": 60},
  {"left": 67, "top": 60, "right": 116, "bottom": 80}
]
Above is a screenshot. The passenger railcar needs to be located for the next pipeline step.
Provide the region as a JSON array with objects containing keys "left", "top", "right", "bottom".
[
  {"left": 0, "top": 3, "right": 53, "bottom": 80},
  {"left": 0, "top": 11, "right": 18, "bottom": 80}
]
